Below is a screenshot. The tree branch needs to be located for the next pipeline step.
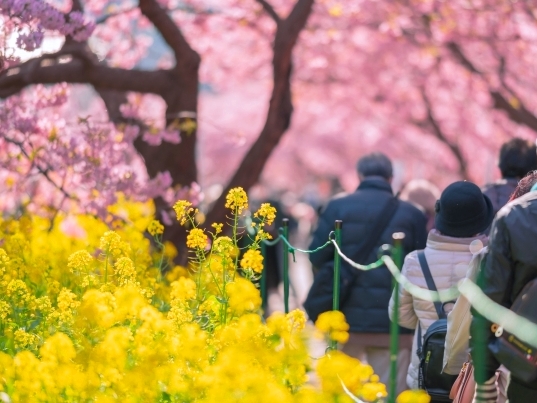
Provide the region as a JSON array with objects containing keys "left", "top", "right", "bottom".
[
  {"left": 205, "top": 0, "right": 314, "bottom": 226},
  {"left": 256, "top": 0, "right": 281, "bottom": 23},
  {"left": 0, "top": 53, "right": 172, "bottom": 98},
  {"left": 420, "top": 89, "right": 468, "bottom": 179},
  {"left": 139, "top": 0, "right": 199, "bottom": 67},
  {"left": 71, "top": 0, "right": 83, "bottom": 12},
  {"left": 447, "top": 41, "right": 537, "bottom": 133},
  {"left": 3, "top": 135, "right": 76, "bottom": 200}
]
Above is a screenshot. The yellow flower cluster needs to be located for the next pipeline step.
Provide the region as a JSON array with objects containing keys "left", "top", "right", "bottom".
[
  {"left": 186, "top": 228, "right": 208, "bottom": 249},
  {"left": 225, "top": 187, "right": 248, "bottom": 214},
  {"left": 173, "top": 200, "right": 193, "bottom": 225},
  {"left": 315, "top": 310, "right": 351, "bottom": 343},
  {"left": 397, "top": 390, "right": 431, "bottom": 403},
  {"left": 211, "top": 222, "right": 223, "bottom": 234},
  {"left": 240, "top": 249, "right": 264, "bottom": 273},
  {"left": 317, "top": 351, "right": 386, "bottom": 400},
  {"left": 147, "top": 219, "right": 164, "bottom": 236},
  {"left": 227, "top": 277, "right": 262, "bottom": 314},
  {"left": 0, "top": 192, "right": 416, "bottom": 403},
  {"left": 67, "top": 250, "right": 93, "bottom": 273},
  {"left": 254, "top": 203, "right": 277, "bottom": 226}
]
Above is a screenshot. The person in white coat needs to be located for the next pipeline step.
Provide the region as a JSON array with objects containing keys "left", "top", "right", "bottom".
[{"left": 389, "top": 181, "right": 494, "bottom": 394}]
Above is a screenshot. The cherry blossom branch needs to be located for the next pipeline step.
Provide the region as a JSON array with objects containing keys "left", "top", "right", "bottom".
[
  {"left": 0, "top": 57, "right": 171, "bottom": 98},
  {"left": 256, "top": 0, "right": 281, "bottom": 23},
  {"left": 205, "top": 0, "right": 314, "bottom": 226},
  {"left": 447, "top": 41, "right": 537, "bottom": 133},
  {"left": 139, "top": 0, "right": 199, "bottom": 67},
  {"left": 3, "top": 135, "right": 75, "bottom": 200},
  {"left": 420, "top": 88, "right": 469, "bottom": 179}
]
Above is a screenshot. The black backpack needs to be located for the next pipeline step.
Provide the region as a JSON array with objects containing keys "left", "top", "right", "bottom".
[
  {"left": 416, "top": 251, "right": 458, "bottom": 402},
  {"left": 489, "top": 277, "right": 537, "bottom": 383}
]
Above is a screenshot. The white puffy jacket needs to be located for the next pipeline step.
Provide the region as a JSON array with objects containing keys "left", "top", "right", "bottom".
[{"left": 388, "top": 230, "right": 488, "bottom": 389}]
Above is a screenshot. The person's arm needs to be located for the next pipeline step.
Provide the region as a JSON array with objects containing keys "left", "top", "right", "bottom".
[
  {"left": 470, "top": 217, "right": 513, "bottom": 383},
  {"left": 389, "top": 255, "right": 418, "bottom": 329},
  {"left": 308, "top": 203, "right": 336, "bottom": 269}
]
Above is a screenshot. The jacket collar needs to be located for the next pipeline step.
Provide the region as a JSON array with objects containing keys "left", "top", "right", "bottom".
[
  {"left": 356, "top": 177, "right": 393, "bottom": 194},
  {"left": 426, "top": 229, "right": 488, "bottom": 252}
]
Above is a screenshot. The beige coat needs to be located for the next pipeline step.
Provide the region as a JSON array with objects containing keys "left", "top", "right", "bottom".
[
  {"left": 388, "top": 230, "right": 488, "bottom": 389},
  {"left": 443, "top": 248, "right": 487, "bottom": 375}
]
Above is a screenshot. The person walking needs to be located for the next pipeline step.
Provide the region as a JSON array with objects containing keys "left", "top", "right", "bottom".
[
  {"left": 388, "top": 181, "right": 493, "bottom": 400},
  {"left": 304, "top": 152, "right": 427, "bottom": 394},
  {"left": 471, "top": 176, "right": 537, "bottom": 403},
  {"left": 482, "top": 138, "right": 537, "bottom": 224}
]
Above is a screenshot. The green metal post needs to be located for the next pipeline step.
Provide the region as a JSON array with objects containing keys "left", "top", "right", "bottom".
[
  {"left": 261, "top": 241, "right": 267, "bottom": 313},
  {"left": 389, "top": 232, "right": 405, "bottom": 403},
  {"left": 332, "top": 220, "right": 343, "bottom": 312},
  {"left": 282, "top": 218, "right": 290, "bottom": 314},
  {"left": 330, "top": 220, "right": 343, "bottom": 351}
]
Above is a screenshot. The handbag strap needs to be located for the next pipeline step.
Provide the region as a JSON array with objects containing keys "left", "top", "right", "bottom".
[{"left": 352, "top": 196, "right": 399, "bottom": 264}]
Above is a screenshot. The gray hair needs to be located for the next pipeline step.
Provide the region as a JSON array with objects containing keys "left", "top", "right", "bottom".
[{"left": 356, "top": 152, "right": 393, "bottom": 179}]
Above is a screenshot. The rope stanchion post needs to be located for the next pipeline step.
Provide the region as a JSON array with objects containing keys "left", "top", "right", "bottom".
[
  {"left": 282, "top": 218, "right": 290, "bottom": 314},
  {"left": 332, "top": 220, "right": 343, "bottom": 312},
  {"left": 388, "top": 232, "right": 405, "bottom": 403},
  {"left": 330, "top": 220, "right": 343, "bottom": 351},
  {"left": 260, "top": 241, "right": 268, "bottom": 313}
]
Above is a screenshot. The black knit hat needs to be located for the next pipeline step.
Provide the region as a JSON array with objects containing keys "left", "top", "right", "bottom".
[{"left": 434, "top": 181, "right": 494, "bottom": 237}]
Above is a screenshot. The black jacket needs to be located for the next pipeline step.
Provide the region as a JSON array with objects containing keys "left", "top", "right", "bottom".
[
  {"left": 471, "top": 191, "right": 537, "bottom": 391},
  {"left": 306, "top": 178, "right": 427, "bottom": 333}
]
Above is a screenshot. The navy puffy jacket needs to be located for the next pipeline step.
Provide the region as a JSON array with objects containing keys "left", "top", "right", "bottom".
[{"left": 307, "top": 178, "right": 427, "bottom": 333}]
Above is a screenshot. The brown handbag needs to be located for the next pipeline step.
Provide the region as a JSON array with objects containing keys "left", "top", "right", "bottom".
[{"left": 449, "top": 361, "right": 475, "bottom": 403}]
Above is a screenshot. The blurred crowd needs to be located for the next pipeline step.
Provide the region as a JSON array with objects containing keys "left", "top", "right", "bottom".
[{"left": 246, "top": 138, "right": 537, "bottom": 403}]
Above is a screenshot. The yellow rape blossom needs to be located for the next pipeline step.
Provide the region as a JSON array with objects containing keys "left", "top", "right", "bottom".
[
  {"left": 170, "top": 277, "right": 197, "bottom": 301},
  {"left": 240, "top": 249, "right": 264, "bottom": 273},
  {"left": 147, "top": 219, "right": 164, "bottom": 236},
  {"left": 225, "top": 187, "right": 248, "bottom": 214},
  {"left": 211, "top": 222, "right": 223, "bottom": 234},
  {"left": 254, "top": 203, "right": 277, "bottom": 226},
  {"left": 173, "top": 200, "right": 193, "bottom": 225},
  {"left": 0, "top": 196, "right": 393, "bottom": 402},
  {"left": 186, "top": 228, "right": 208, "bottom": 249},
  {"left": 397, "top": 390, "right": 431, "bottom": 403},
  {"left": 115, "top": 257, "right": 137, "bottom": 286},
  {"left": 99, "top": 231, "right": 125, "bottom": 257},
  {"left": 255, "top": 228, "right": 273, "bottom": 242},
  {"left": 315, "top": 310, "right": 350, "bottom": 344},
  {"left": 67, "top": 250, "right": 93, "bottom": 273},
  {"left": 13, "top": 328, "right": 39, "bottom": 350},
  {"left": 212, "top": 236, "right": 234, "bottom": 256},
  {"left": 0, "top": 300, "right": 10, "bottom": 320},
  {"left": 226, "top": 277, "right": 261, "bottom": 314}
]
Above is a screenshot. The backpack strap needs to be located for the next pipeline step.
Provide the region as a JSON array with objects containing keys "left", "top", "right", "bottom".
[
  {"left": 417, "top": 250, "right": 445, "bottom": 319},
  {"left": 351, "top": 197, "right": 399, "bottom": 264},
  {"left": 416, "top": 250, "right": 445, "bottom": 377}
]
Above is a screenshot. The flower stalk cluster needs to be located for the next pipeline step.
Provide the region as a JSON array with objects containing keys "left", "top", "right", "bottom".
[{"left": 0, "top": 191, "right": 396, "bottom": 403}]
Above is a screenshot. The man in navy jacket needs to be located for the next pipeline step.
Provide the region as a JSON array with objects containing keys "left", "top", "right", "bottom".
[{"left": 305, "top": 152, "right": 427, "bottom": 393}]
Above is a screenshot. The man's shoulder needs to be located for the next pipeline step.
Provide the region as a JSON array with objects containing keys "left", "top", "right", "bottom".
[
  {"left": 482, "top": 179, "right": 517, "bottom": 195},
  {"left": 396, "top": 198, "right": 427, "bottom": 218},
  {"left": 498, "top": 191, "right": 537, "bottom": 219}
]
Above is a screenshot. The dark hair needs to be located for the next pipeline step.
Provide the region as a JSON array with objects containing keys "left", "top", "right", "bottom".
[
  {"left": 499, "top": 138, "right": 537, "bottom": 179},
  {"left": 356, "top": 152, "right": 393, "bottom": 179},
  {"left": 508, "top": 170, "right": 537, "bottom": 202}
]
